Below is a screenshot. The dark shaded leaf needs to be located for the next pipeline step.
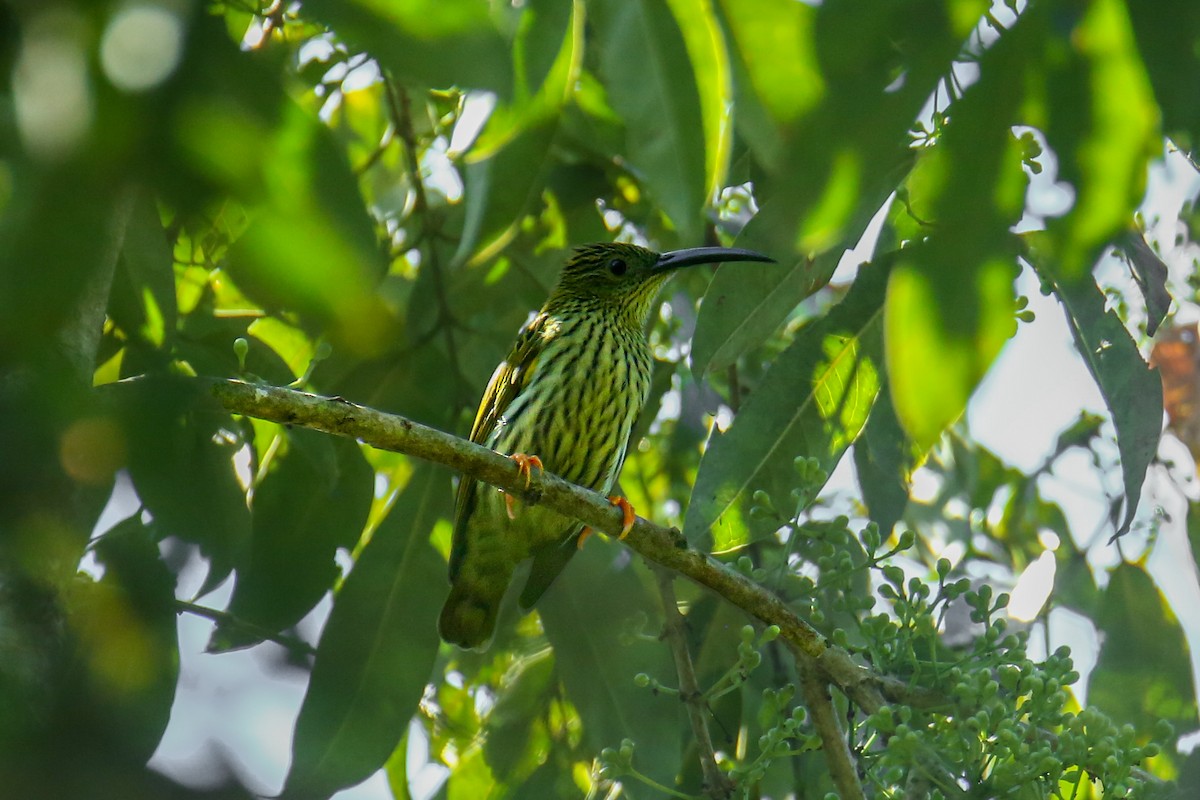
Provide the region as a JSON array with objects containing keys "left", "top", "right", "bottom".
[
  {"left": 591, "top": 0, "right": 706, "bottom": 243},
  {"left": 109, "top": 191, "right": 177, "bottom": 347},
  {"left": 483, "top": 648, "right": 555, "bottom": 780},
  {"left": 115, "top": 376, "right": 250, "bottom": 591},
  {"left": 282, "top": 464, "right": 450, "bottom": 799},
  {"left": 214, "top": 431, "right": 373, "bottom": 650},
  {"left": 1116, "top": 230, "right": 1172, "bottom": 336},
  {"left": 69, "top": 514, "right": 180, "bottom": 763},
  {"left": 1035, "top": 264, "right": 1162, "bottom": 538},
  {"left": 853, "top": 381, "right": 912, "bottom": 538},
  {"left": 539, "top": 545, "right": 681, "bottom": 787}
]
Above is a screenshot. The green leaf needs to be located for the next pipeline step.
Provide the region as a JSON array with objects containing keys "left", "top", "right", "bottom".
[
  {"left": 686, "top": 257, "right": 890, "bottom": 551},
  {"left": 591, "top": 0, "right": 707, "bottom": 243},
  {"left": 1035, "top": 0, "right": 1160, "bottom": 282},
  {"left": 1036, "top": 265, "right": 1161, "bottom": 538},
  {"left": 483, "top": 648, "right": 556, "bottom": 781},
  {"left": 1090, "top": 563, "right": 1197, "bottom": 727},
  {"left": 853, "top": 380, "right": 912, "bottom": 538},
  {"left": 717, "top": 0, "right": 822, "bottom": 127},
  {"left": 883, "top": 20, "right": 1033, "bottom": 449},
  {"left": 215, "top": 432, "right": 373, "bottom": 650},
  {"left": 1127, "top": 0, "right": 1200, "bottom": 148},
  {"left": 73, "top": 514, "right": 180, "bottom": 763},
  {"left": 539, "top": 546, "right": 681, "bottom": 788},
  {"left": 225, "top": 101, "right": 394, "bottom": 355},
  {"left": 467, "top": 0, "right": 582, "bottom": 159},
  {"left": 690, "top": 158, "right": 905, "bottom": 379},
  {"left": 454, "top": 122, "right": 559, "bottom": 267},
  {"left": 115, "top": 376, "right": 250, "bottom": 591},
  {"left": 110, "top": 191, "right": 177, "bottom": 348},
  {"left": 300, "top": 0, "right": 512, "bottom": 97},
  {"left": 282, "top": 464, "right": 451, "bottom": 799},
  {"left": 664, "top": 0, "right": 732, "bottom": 202},
  {"left": 1116, "top": 230, "right": 1172, "bottom": 337}
]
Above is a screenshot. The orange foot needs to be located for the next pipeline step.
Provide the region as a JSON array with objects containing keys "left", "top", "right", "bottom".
[
  {"left": 504, "top": 454, "right": 544, "bottom": 519},
  {"left": 577, "top": 496, "right": 636, "bottom": 549}
]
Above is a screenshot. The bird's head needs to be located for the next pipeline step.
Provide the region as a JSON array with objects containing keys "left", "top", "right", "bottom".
[{"left": 548, "top": 242, "right": 774, "bottom": 326}]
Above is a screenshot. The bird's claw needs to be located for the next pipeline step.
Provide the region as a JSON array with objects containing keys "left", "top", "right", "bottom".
[
  {"left": 577, "top": 496, "right": 636, "bottom": 549},
  {"left": 505, "top": 454, "right": 543, "bottom": 519}
]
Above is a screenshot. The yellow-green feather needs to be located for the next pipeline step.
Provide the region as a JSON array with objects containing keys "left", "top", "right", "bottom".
[{"left": 438, "top": 244, "right": 665, "bottom": 649}]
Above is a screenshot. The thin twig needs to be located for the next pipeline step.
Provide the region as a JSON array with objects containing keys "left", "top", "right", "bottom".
[
  {"left": 795, "top": 645, "right": 864, "bottom": 800},
  {"left": 386, "top": 79, "right": 467, "bottom": 404},
  {"left": 655, "top": 569, "right": 733, "bottom": 800},
  {"left": 175, "top": 599, "right": 316, "bottom": 658}
]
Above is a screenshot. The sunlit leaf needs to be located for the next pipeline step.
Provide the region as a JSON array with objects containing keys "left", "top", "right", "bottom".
[
  {"left": 1127, "top": 0, "right": 1200, "bottom": 148},
  {"left": 884, "top": 21, "right": 1031, "bottom": 449},
  {"left": 664, "top": 0, "right": 731, "bottom": 202},
  {"left": 1035, "top": 0, "right": 1160, "bottom": 281},
  {"left": 686, "top": 258, "right": 890, "bottom": 551}
]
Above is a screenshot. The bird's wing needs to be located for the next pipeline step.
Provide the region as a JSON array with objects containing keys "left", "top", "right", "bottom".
[{"left": 448, "top": 315, "right": 548, "bottom": 581}]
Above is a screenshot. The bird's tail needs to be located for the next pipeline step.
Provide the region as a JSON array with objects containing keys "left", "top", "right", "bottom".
[{"left": 438, "top": 581, "right": 502, "bottom": 650}]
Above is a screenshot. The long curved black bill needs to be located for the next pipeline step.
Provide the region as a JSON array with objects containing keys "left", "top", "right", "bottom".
[{"left": 653, "top": 246, "right": 775, "bottom": 272}]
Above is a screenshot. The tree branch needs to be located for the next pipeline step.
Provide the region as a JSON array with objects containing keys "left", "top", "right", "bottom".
[
  {"left": 204, "top": 378, "right": 927, "bottom": 714},
  {"left": 654, "top": 569, "right": 733, "bottom": 800},
  {"left": 795, "top": 646, "right": 864, "bottom": 800}
]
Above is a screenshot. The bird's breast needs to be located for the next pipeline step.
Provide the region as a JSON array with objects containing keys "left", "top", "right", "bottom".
[{"left": 490, "top": 319, "right": 651, "bottom": 493}]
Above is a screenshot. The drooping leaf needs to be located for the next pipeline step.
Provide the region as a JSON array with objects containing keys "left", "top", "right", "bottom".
[
  {"left": 686, "top": 257, "right": 891, "bottom": 551},
  {"left": 1116, "top": 230, "right": 1172, "bottom": 337},
  {"left": 1035, "top": 262, "right": 1162, "bottom": 538},
  {"left": 539, "top": 545, "right": 681, "bottom": 788},
  {"left": 591, "top": 0, "right": 707, "bottom": 243},
  {"left": 214, "top": 431, "right": 373, "bottom": 650},
  {"left": 663, "top": 0, "right": 732, "bottom": 202},
  {"left": 1090, "top": 563, "right": 1196, "bottom": 728},
  {"left": 282, "top": 464, "right": 450, "bottom": 799}
]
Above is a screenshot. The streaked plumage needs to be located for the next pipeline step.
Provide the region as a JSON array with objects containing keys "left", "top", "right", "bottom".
[{"left": 439, "top": 242, "right": 773, "bottom": 649}]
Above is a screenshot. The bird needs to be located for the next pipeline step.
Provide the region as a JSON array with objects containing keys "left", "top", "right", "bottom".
[{"left": 438, "top": 242, "right": 774, "bottom": 650}]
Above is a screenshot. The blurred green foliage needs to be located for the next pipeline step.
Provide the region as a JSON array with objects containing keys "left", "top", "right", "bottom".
[{"left": 1, "top": 0, "right": 1198, "bottom": 797}]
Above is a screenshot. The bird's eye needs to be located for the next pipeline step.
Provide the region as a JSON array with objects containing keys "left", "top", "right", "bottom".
[{"left": 608, "top": 258, "right": 628, "bottom": 276}]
